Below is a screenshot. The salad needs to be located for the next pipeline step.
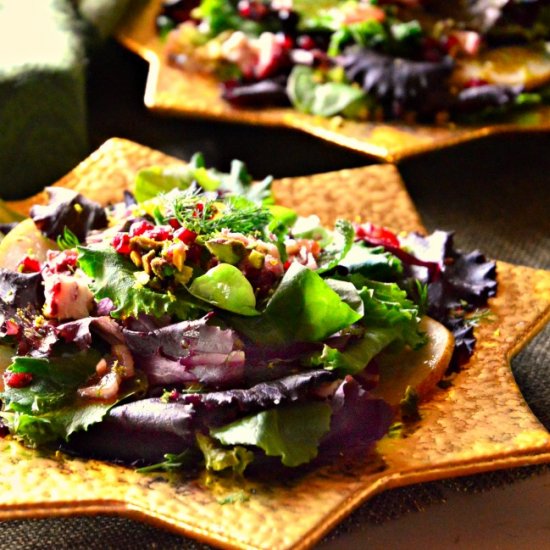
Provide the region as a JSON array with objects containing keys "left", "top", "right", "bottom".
[
  {"left": 159, "top": 0, "right": 550, "bottom": 122},
  {"left": 0, "top": 157, "right": 496, "bottom": 473}
]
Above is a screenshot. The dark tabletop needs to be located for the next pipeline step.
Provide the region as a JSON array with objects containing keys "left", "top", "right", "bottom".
[{"left": 3, "top": 38, "right": 550, "bottom": 549}]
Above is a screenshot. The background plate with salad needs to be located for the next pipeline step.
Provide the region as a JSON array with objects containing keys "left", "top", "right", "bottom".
[{"left": 116, "top": 0, "right": 550, "bottom": 161}]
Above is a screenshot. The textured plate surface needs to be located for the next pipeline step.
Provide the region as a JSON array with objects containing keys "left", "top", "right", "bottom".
[
  {"left": 116, "top": 0, "right": 550, "bottom": 163},
  {"left": 4, "top": 138, "right": 550, "bottom": 550}
]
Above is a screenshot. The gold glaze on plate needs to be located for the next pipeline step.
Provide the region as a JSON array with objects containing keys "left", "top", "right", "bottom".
[
  {"left": 115, "top": 0, "right": 550, "bottom": 162},
  {"left": 4, "top": 139, "right": 550, "bottom": 549}
]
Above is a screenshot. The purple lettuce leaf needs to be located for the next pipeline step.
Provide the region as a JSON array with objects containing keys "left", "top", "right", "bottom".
[
  {"left": 176, "top": 370, "right": 336, "bottom": 415},
  {"left": 58, "top": 316, "right": 125, "bottom": 349},
  {"left": 452, "top": 85, "right": 521, "bottom": 115},
  {"left": 65, "top": 369, "right": 337, "bottom": 465},
  {"left": 65, "top": 400, "right": 197, "bottom": 464},
  {"left": 30, "top": 187, "right": 107, "bottom": 241},
  {"left": 123, "top": 316, "right": 246, "bottom": 389},
  {"left": 0, "top": 269, "right": 44, "bottom": 316},
  {"left": 400, "top": 231, "right": 497, "bottom": 366},
  {"left": 337, "top": 47, "right": 454, "bottom": 117},
  {"left": 320, "top": 376, "right": 393, "bottom": 453},
  {"left": 0, "top": 270, "right": 55, "bottom": 355}
]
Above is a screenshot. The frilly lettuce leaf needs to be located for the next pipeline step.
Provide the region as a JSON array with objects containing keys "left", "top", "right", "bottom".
[
  {"left": 316, "top": 219, "right": 355, "bottom": 274},
  {"left": 211, "top": 402, "right": 332, "bottom": 467},
  {"left": 77, "top": 245, "right": 202, "bottom": 320},
  {"left": 134, "top": 153, "right": 273, "bottom": 204},
  {"left": 315, "top": 327, "right": 399, "bottom": 376},
  {"left": 1, "top": 352, "right": 147, "bottom": 446},
  {"left": 196, "top": 432, "right": 254, "bottom": 475}
]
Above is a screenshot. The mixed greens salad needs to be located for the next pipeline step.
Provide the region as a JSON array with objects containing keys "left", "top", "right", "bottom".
[
  {"left": 159, "top": 0, "right": 550, "bottom": 122},
  {"left": 0, "top": 157, "right": 496, "bottom": 473}
]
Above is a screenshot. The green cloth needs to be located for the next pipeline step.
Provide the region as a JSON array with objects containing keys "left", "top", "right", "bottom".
[{"left": 0, "top": 0, "right": 137, "bottom": 200}]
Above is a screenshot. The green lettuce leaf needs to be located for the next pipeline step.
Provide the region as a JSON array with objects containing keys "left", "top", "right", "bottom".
[
  {"left": 339, "top": 244, "right": 404, "bottom": 280},
  {"left": 359, "top": 280, "right": 425, "bottom": 349},
  {"left": 314, "top": 327, "right": 399, "bottom": 375},
  {"left": 134, "top": 154, "right": 273, "bottom": 205},
  {"left": 188, "top": 263, "right": 259, "bottom": 316},
  {"left": 316, "top": 219, "right": 355, "bottom": 274},
  {"left": 196, "top": 432, "right": 254, "bottom": 474},
  {"left": 78, "top": 244, "right": 202, "bottom": 320},
  {"left": 1, "top": 352, "right": 147, "bottom": 446},
  {"left": 210, "top": 402, "right": 332, "bottom": 467},
  {"left": 227, "top": 263, "right": 362, "bottom": 346}
]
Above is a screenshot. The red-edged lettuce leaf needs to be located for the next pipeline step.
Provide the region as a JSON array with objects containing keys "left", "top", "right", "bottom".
[
  {"left": 400, "top": 231, "right": 497, "bottom": 366},
  {"left": 30, "top": 187, "right": 107, "bottom": 241}
]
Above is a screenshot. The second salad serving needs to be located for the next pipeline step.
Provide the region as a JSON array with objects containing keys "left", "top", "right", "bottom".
[{"left": 0, "top": 157, "right": 496, "bottom": 473}]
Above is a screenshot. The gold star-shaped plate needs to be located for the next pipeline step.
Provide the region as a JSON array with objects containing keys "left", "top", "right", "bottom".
[
  {"left": 115, "top": 0, "right": 550, "bottom": 163},
  {"left": 3, "top": 138, "right": 550, "bottom": 549}
]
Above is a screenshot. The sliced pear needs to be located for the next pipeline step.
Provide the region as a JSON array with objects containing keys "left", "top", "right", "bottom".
[
  {"left": 372, "top": 316, "right": 454, "bottom": 408},
  {"left": 0, "top": 218, "right": 57, "bottom": 270},
  {"left": 0, "top": 344, "right": 15, "bottom": 392},
  {"left": 452, "top": 46, "right": 550, "bottom": 90}
]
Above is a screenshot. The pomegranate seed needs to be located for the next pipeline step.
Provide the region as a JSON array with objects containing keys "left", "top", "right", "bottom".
[
  {"left": 4, "top": 371, "right": 33, "bottom": 389},
  {"left": 17, "top": 256, "right": 41, "bottom": 273},
  {"left": 112, "top": 233, "right": 132, "bottom": 254},
  {"left": 186, "top": 243, "right": 202, "bottom": 263},
  {"left": 276, "top": 33, "right": 293, "bottom": 50},
  {"left": 464, "top": 78, "right": 489, "bottom": 88},
  {"left": 143, "top": 226, "right": 172, "bottom": 241},
  {"left": 297, "top": 35, "right": 316, "bottom": 50},
  {"left": 129, "top": 220, "right": 155, "bottom": 237},
  {"left": 174, "top": 227, "right": 197, "bottom": 244},
  {"left": 238, "top": 0, "right": 251, "bottom": 17},
  {"left": 444, "top": 34, "right": 460, "bottom": 53},
  {"left": 5, "top": 319, "right": 20, "bottom": 336},
  {"left": 238, "top": 0, "right": 268, "bottom": 19}
]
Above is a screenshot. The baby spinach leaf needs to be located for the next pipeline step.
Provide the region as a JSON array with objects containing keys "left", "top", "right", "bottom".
[
  {"left": 189, "top": 264, "right": 258, "bottom": 316},
  {"left": 227, "top": 263, "right": 362, "bottom": 346}
]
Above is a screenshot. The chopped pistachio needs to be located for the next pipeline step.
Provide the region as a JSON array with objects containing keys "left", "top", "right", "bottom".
[
  {"left": 141, "top": 250, "right": 156, "bottom": 275},
  {"left": 130, "top": 250, "right": 143, "bottom": 268},
  {"left": 150, "top": 257, "right": 169, "bottom": 279},
  {"left": 248, "top": 249, "right": 265, "bottom": 269}
]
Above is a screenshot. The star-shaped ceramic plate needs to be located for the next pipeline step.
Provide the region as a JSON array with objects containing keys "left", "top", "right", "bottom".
[
  {"left": 3, "top": 138, "right": 550, "bottom": 549},
  {"left": 115, "top": 0, "right": 550, "bottom": 163}
]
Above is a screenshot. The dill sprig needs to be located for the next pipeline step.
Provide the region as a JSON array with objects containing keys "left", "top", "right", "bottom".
[
  {"left": 57, "top": 227, "right": 80, "bottom": 250},
  {"left": 174, "top": 195, "right": 272, "bottom": 237}
]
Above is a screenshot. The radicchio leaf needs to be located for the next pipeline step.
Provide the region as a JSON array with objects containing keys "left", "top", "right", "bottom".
[
  {"left": 30, "top": 187, "right": 107, "bottom": 242},
  {"left": 123, "top": 317, "right": 245, "bottom": 389}
]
